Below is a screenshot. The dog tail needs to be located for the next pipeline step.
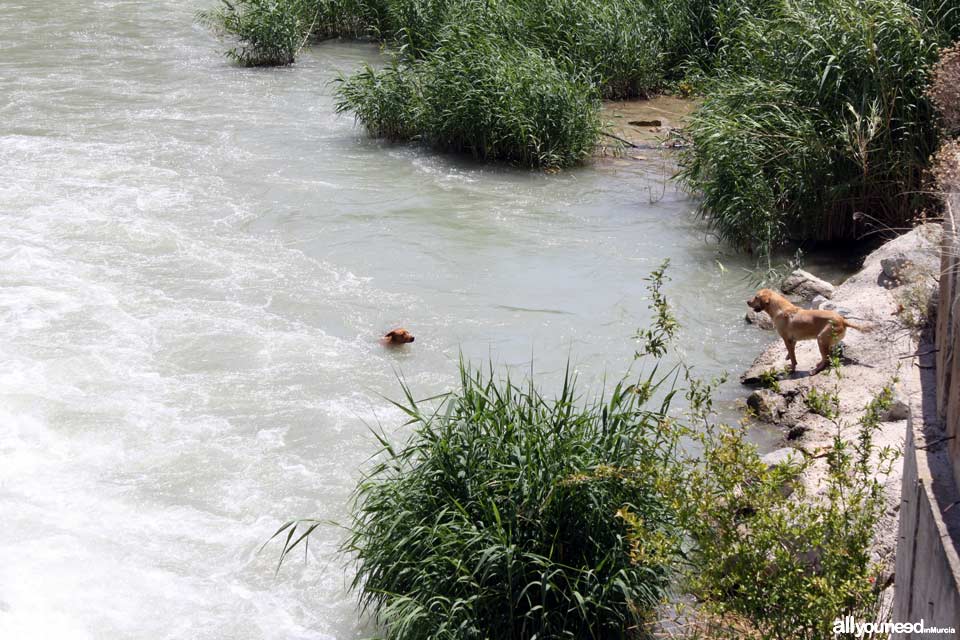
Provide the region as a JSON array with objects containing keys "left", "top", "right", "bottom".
[{"left": 842, "top": 318, "right": 872, "bottom": 332}]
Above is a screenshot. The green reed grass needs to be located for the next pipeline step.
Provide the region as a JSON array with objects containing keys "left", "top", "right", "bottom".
[
  {"left": 677, "top": 0, "right": 944, "bottom": 254},
  {"left": 343, "top": 359, "right": 685, "bottom": 639},
  {"left": 197, "top": 0, "right": 319, "bottom": 66},
  {"left": 336, "top": 28, "right": 601, "bottom": 168}
]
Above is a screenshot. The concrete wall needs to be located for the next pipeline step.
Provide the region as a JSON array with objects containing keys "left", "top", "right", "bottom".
[
  {"left": 943, "top": 194, "right": 960, "bottom": 487},
  {"left": 892, "top": 187, "right": 960, "bottom": 637}
]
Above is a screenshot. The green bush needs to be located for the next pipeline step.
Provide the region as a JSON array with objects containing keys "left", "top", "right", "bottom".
[
  {"left": 678, "top": 380, "right": 898, "bottom": 639},
  {"left": 678, "top": 0, "right": 942, "bottom": 253},
  {"left": 336, "top": 29, "right": 602, "bottom": 167},
  {"left": 342, "top": 360, "right": 685, "bottom": 639}
]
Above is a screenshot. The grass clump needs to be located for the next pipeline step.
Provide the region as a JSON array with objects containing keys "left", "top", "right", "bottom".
[
  {"left": 336, "top": 29, "right": 601, "bottom": 167},
  {"left": 343, "top": 362, "right": 684, "bottom": 638},
  {"left": 198, "top": 0, "right": 318, "bottom": 66}
]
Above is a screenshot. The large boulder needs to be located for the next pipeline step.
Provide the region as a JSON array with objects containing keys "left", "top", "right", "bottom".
[
  {"left": 781, "top": 269, "right": 836, "bottom": 300},
  {"left": 811, "top": 292, "right": 859, "bottom": 317}
]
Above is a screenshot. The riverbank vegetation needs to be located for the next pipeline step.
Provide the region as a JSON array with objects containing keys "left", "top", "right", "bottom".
[{"left": 200, "top": 0, "right": 960, "bottom": 255}]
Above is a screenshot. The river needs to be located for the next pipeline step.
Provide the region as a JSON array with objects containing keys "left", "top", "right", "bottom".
[{"left": 0, "top": 2, "right": 782, "bottom": 638}]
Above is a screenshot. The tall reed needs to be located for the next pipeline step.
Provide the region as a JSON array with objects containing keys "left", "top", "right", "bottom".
[
  {"left": 336, "top": 27, "right": 602, "bottom": 168},
  {"left": 678, "top": 0, "right": 943, "bottom": 253}
]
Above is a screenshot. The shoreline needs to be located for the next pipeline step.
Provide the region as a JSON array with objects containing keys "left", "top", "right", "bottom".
[{"left": 739, "top": 223, "right": 943, "bottom": 578}]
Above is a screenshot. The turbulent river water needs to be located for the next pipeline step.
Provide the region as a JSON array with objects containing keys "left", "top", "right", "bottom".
[{"left": 0, "top": 2, "right": 792, "bottom": 638}]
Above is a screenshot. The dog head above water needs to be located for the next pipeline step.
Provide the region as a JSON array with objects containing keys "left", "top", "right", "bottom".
[
  {"left": 383, "top": 328, "right": 415, "bottom": 345},
  {"left": 746, "top": 288, "right": 775, "bottom": 312}
]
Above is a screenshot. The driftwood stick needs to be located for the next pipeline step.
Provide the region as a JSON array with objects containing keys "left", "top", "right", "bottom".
[{"left": 599, "top": 131, "right": 641, "bottom": 148}]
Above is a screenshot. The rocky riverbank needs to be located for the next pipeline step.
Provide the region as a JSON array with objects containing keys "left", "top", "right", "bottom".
[{"left": 740, "top": 224, "right": 943, "bottom": 575}]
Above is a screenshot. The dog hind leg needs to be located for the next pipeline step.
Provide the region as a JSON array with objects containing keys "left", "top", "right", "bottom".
[{"left": 812, "top": 322, "right": 845, "bottom": 375}]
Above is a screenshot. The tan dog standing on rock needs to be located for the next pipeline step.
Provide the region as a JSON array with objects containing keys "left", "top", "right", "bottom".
[{"left": 747, "top": 288, "right": 870, "bottom": 375}]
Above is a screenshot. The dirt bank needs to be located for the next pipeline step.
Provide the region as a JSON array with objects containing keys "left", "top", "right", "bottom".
[
  {"left": 740, "top": 224, "right": 943, "bottom": 572},
  {"left": 598, "top": 95, "right": 695, "bottom": 158}
]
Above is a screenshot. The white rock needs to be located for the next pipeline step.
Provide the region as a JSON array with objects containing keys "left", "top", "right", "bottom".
[
  {"left": 761, "top": 447, "right": 799, "bottom": 468},
  {"left": 781, "top": 269, "right": 836, "bottom": 300},
  {"left": 880, "top": 255, "right": 913, "bottom": 280}
]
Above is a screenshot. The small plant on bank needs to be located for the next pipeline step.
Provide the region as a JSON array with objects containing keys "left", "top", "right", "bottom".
[
  {"left": 634, "top": 259, "right": 679, "bottom": 359},
  {"left": 804, "top": 386, "right": 839, "bottom": 419},
  {"left": 756, "top": 369, "right": 783, "bottom": 393}
]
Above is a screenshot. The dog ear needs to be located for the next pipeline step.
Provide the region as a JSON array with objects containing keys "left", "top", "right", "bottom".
[{"left": 384, "top": 329, "right": 398, "bottom": 339}]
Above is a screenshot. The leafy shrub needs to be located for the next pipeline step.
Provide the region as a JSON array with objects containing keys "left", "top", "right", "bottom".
[
  {"left": 336, "top": 29, "right": 601, "bottom": 167},
  {"left": 678, "top": 380, "right": 898, "bottom": 640},
  {"left": 679, "top": 0, "right": 942, "bottom": 254}
]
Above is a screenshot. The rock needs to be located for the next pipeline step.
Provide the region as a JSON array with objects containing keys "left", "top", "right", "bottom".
[
  {"left": 816, "top": 300, "right": 854, "bottom": 318},
  {"left": 761, "top": 447, "right": 798, "bottom": 468},
  {"left": 781, "top": 269, "right": 836, "bottom": 300},
  {"left": 786, "top": 424, "right": 810, "bottom": 440},
  {"left": 878, "top": 254, "right": 918, "bottom": 289},
  {"left": 747, "top": 389, "right": 786, "bottom": 422},
  {"left": 881, "top": 394, "right": 910, "bottom": 421},
  {"left": 811, "top": 294, "right": 828, "bottom": 309},
  {"left": 796, "top": 546, "right": 824, "bottom": 575},
  {"left": 745, "top": 309, "right": 774, "bottom": 330},
  {"left": 881, "top": 255, "right": 913, "bottom": 281}
]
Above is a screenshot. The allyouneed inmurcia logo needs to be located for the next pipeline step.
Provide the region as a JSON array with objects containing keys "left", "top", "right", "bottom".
[{"left": 833, "top": 616, "right": 957, "bottom": 636}]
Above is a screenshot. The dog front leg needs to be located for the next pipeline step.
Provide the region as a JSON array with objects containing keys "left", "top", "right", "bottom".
[{"left": 783, "top": 338, "right": 797, "bottom": 372}]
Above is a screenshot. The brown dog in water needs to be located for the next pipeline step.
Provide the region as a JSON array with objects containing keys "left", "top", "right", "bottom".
[
  {"left": 382, "top": 328, "right": 415, "bottom": 346},
  {"left": 747, "top": 288, "right": 869, "bottom": 375}
]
